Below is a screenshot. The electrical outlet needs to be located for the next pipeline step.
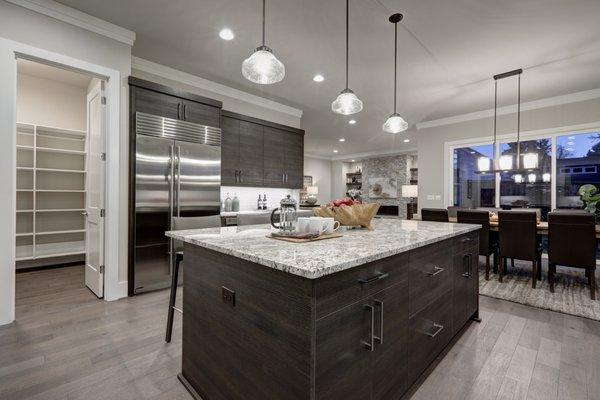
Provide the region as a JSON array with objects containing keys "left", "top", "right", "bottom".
[
  {"left": 222, "top": 286, "right": 236, "bottom": 307},
  {"left": 427, "top": 195, "right": 435, "bottom": 200}
]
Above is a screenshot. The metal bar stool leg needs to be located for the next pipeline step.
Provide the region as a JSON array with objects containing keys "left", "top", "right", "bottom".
[{"left": 166, "top": 252, "right": 183, "bottom": 343}]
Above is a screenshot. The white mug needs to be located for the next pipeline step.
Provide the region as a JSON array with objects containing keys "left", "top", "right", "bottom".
[
  {"left": 308, "top": 217, "right": 327, "bottom": 235},
  {"left": 296, "top": 217, "right": 311, "bottom": 234},
  {"left": 322, "top": 217, "right": 340, "bottom": 234}
]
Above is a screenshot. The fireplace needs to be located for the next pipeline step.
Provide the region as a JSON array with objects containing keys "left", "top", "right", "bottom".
[{"left": 376, "top": 205, "right": 399, "bottom": 217}]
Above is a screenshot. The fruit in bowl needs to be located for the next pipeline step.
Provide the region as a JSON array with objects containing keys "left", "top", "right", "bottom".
[{"left": 315, "top": 199, "right": 380, "bottom": 230}]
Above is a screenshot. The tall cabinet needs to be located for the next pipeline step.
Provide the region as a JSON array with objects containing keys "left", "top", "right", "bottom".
[{"left": 16, "top": 122, "right": 87, "bottom": 268}]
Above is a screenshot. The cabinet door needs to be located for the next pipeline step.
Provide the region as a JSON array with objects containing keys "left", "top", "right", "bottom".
[
  {"left": 220, "top": 116, "right": 240, "bottom": 186},
  {"left": 238, "top": 121, "right": 264, "bottom": 186},
  {"left": 263, "top": 126, "right": 286, "bottom": 188},
  {"left": 182, "top": 99, "right": 220, "bottom": 127},
  {"left": 370, "top": 284, "right": 409, "bottom": 400},
  {"left": 133, "top": 87, "right": 181, "bottom": 120},
  {"left": 452, "top": 245, "right": 479, "bottom": 335},
  {"left": 283, "top": 131, "right": 304, "bottom": 189},
  {"left": 315, "top": 301, "right": 372, "bottom": 400}
]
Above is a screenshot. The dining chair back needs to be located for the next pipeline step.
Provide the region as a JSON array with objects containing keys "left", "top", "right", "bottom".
[
  {"left": 421, "top": 208, "right": 449, "bottom": 222},
  {"left": 548, "top": 211, "right": 597, "bottom": 299},
  {"left": 498, "top": 210, "right": 541, "bottom": 287},
  {"left": 457, "top": 210, "right": 499, "bottom": 280}
]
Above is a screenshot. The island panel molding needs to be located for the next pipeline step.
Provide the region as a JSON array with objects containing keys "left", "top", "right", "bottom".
[{"left": 169, "top": 220, "right": 480, "bottom": 400}]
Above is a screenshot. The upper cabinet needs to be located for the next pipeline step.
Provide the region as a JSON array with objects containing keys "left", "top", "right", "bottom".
[
  {"left": 221, "top": 111, "right": 304, "bottom": 189},
  {"left": 129, "top": 77, "right": 222, "bottom": 127}
]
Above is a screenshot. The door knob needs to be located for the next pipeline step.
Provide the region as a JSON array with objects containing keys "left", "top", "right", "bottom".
[{"left": 81, "top": 211, "right": 89, "bottom": 216}]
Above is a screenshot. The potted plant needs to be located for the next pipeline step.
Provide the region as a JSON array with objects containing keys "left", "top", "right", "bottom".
[{"left": 578, "top": 184, "right": 600, "bottom": 221}]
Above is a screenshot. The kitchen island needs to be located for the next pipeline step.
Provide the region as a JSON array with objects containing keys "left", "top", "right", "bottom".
[{"left": 167, "top": 219, "right": 480, "bottom": 400}]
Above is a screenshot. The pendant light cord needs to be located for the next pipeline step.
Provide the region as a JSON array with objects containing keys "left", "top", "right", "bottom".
[
  {"left": 493, "top": 79, "right": 497, "bottom": 166},
  {"left": 393, "top": 20, "right": 397, "bottom": 113},
  {"left": 262, "top": 0, "right": 266, "bottom": 46},
  {"left": 345, "top": 0, "right": 349, "bottom": 89},
  {"left": 516, "top": 73, "right": 521, "bottom": 169}
]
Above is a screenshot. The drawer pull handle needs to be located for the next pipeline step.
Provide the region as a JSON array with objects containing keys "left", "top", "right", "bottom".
[
  {"left": 374, "top": 300, "right": 383, "bottom": 344},
  {"left": 362, "top": 304, "right": 375, "bottom": 351},
  {"left": 427, "top": 266, "right": 444, "bottom": 276},
  {"left": 461, "top": 237, "right": 472, "bottom": 243},
  {"left": 358, "top": 272, "right": 389, "bottom": 285},
  {"left": 425, "top": 323, "right": 444, "bottom": 338},
  {"left": 462, "top": 253, "right": 472, "bottom": 278}
]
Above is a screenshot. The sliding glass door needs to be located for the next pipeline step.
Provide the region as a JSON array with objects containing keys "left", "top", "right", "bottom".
[{"left": 453, "top": 144, "right": 495, "bottom": 208}]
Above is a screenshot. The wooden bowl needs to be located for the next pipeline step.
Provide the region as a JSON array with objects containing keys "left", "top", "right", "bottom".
[{"left": 314, "top": 203, "right": 380, "bottom": 230}]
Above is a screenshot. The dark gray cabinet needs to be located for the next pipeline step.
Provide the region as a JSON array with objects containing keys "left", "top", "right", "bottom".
[
  {"left": 453, "top": 234, "right": 479, "bottom": 335},
  {"left": 133, "top": 86, "right": 182, "bottom": 121},
  {"left": 221, "top": 111, "right": 304, "bottom": 188}
]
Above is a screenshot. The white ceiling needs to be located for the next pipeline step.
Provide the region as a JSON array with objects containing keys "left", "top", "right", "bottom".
[
  {"left": 56, "top": 0, "right": 600, "bottom": 159},
  {"left": 17, "top": 59, "right": 92, "bottom": 88}
]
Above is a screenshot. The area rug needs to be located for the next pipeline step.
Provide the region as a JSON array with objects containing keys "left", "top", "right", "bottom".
[{"left": 478, "top": 261, "right": 600, "bottom": 321}]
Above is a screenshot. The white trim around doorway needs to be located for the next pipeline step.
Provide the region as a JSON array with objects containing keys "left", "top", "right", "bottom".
[{"left": 0, "top": 37, "right": 123, "bottom": 325}]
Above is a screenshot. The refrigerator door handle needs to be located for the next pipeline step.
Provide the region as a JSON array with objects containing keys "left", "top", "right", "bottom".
[{"left": 176, "top": 145, "right": 181, "bottom": 217}]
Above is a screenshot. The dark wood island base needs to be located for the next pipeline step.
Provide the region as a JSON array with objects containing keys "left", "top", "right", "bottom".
[{"left": 180, "top": 230, "right": 480, "bottom": 400}]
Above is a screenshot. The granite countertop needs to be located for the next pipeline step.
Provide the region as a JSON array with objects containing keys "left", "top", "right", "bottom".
[{"left": 166, "top": 219, "right": 480, "bottom": 279}]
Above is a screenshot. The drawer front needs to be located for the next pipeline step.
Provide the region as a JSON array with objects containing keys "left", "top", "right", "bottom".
[
  {"left": 453, "top": 230, "right": 479, "bottom": 253},
  {"left": 315, "top": 253, "right": 408, "bottom": 319},
  {"left": 408, "top": 239, "right": 453, "bottom": 317},
  {"left": 407, "top": 289, "right": 453, "bottom": 384},
  {"left": 453, "top": 244, "right": 479, "bottom": 335}
]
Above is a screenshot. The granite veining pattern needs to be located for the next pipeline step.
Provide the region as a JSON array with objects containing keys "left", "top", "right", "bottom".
[{"left": 166, "top": 219, "right": 480, "bottom": 279}]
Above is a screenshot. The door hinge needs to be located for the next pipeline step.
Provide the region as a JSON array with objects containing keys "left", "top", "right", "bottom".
[
  {"left": 100, "top": 209, "right": 105, "bottom": 217},
  {"left": 99, "top": 265, "right": 105, "bottom": 274},
  {"left": 101, "top": 152, "right": 106, "bottom": 161},
  {"left": 101, "top": 96, "right": 107, "bottom": 105}
]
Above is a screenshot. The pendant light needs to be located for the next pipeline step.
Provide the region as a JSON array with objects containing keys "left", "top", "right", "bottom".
[
  {"left": 382, "top": 13, "right": 408, "bottom": 134},
  {"left": 242, "top": 0, "right": 285, "bottom": 84},
  {"left": 476, "top": 69, "right": 539, "bottom": 176},
  {"left": 331, "top": 0, "right": 363, "bottom": 115}
]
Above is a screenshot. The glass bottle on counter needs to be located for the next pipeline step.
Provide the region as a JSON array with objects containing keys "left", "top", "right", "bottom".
[
  {"left": 262, "top": 194, "right": 267, "bottom": 210},
  {"left": 257, "top": 194, "right": 262, "bottom": 210},
  {"left": 224, "top": 193, "right": 232, "bottom": 212},
  {"left": 232, "top": 193, "right": 239, "bottom": 212}
]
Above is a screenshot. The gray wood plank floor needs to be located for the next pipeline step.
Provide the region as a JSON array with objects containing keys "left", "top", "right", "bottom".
[{"left": 2, "top": 265, "right": 599, "bottom": 400}]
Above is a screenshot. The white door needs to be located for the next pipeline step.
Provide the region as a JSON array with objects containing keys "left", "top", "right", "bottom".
[{"left": 84, "top": 80, "right": 106, "bottom": 298}]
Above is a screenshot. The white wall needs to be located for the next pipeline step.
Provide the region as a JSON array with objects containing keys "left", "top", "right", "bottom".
[
  {"left": 17, "top": 73, "right": 87, "bottom": 130},
  {"left": 418, "top": 97, "right": 600, "bottom": 211},
  {"left": 303, "top": 156, "right": 332, "bottom": 204},
  {"left": 0, "top": 1, "right": 132, "bottom": 324}
]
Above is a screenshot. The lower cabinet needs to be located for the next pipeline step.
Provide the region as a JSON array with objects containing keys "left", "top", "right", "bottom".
[
  {"left": 315, "top": 282, "right": 409, "bottom": 400},
  {"left": 453, "top": 244, "right": 479, "bottom": 335}
]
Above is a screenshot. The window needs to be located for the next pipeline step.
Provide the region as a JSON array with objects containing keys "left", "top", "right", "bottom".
[
  {"left": 453, "top": 144, "right": 495, "bottom": 208},
  {"left": 499, "top": 139, "right": 552, "bottom": 219},
  {"left": 556, "top": 132, "right": 600, "bottom": 209}
]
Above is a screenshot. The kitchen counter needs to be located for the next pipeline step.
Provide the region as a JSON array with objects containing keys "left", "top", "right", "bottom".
[
  {"left": 166, "top": 219, "right": 479, "bottom": 279},
  {"left": 171, "top": 219, "right": 481, "bottom": 400},
  {"left": 220, "top": 209, "right": 274, "bottom": 217}
]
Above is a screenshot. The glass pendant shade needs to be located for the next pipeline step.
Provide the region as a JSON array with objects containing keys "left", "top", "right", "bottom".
[
  {"left": 499, "top": 155, "right": 513, "bottom": 170},
  {"left": 331, "top": 89, "right": 363, "bottom": 115},
  {"left": 383, "top": 113, "right": 408, "bottom": 134},
  {"left": 523, "top": 153, "right": 538, "bottom": 169},
  {"left": 542, "top": 172, "right": 551, "bottom": 182},
  {"left": 513, "top": 174, "right": 523, "bottom": 183},
  {"left": 242, "top": 46, "right": 285, "bottom": 84},
  {"left": 478, "top": 157, "right": 491, "bottom": 173},
  {"left": 528, "top": 173, "right": 537, "bottom": 183}
]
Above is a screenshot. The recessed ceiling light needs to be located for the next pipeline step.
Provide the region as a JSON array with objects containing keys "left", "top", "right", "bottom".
[
  {"left": 348, "top": 119, "right": 356, "bottom": 125},
  {"left": 403, "top": 139, "right": 410, "bottom": 143},
  {"left": 219, "top": 28, "right": 235, "bottom": 41},
  {"left": 313, "top": 74, "right": 324, "bottom": 82},
  {"left": 339, "top": 138, "right": 346, "bottom": 142},
  {"left": 333, "top": 149, "right": 339, "bottom": 153},
  {"left": 351, "top": 159, "right": 355, "bottom": 162}
]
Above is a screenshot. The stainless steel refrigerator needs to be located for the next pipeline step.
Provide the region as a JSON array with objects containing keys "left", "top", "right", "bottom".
[{"left": 133, "top": 112, "right": 221, "bottom": 293}]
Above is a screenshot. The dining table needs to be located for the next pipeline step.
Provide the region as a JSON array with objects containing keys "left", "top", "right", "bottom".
[{"left": 446, "top": 216, "right": 600, "bottom": 239}]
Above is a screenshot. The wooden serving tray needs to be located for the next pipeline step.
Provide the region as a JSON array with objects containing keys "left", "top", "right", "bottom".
[{"left": 267, "top": 232, "right": 343, "bottom": 243}]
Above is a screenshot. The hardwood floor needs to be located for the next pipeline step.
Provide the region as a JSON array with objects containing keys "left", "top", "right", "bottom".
[{"left": 2, "top": 265, "right": 600, "bottom": 400}]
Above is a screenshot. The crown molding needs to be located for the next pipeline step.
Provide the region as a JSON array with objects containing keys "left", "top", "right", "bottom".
[
  {"left": 314, "top": 147, "right": 418, "bottom": 162},
  {"left": 6, "top": 0, "right": 136, "bottom": 46},
  {"left": 304, "top": 153, "right": 333, "bottom": 161},
  {"left": 416, "top": 87, "right": 600, "bottom": 130},
  {"left": 131, "top": 57, "right": 303, "bottom": 119}
]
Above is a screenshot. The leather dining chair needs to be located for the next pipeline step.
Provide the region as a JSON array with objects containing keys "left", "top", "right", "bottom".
[
  {"left": 498, "top": 210, "right": 542, "bottom": 288},
  {"left": 548, "top": 211, "right": 597, "bottom": 299},
  {"left": 421, "top": 208, "right": 449, "bottom": 222},
  {"left": 166, "top": 215, "right": 222, "bottom": 343},
  {"left": 457, "top": 210, "right": 499, "bottom": 280}
]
